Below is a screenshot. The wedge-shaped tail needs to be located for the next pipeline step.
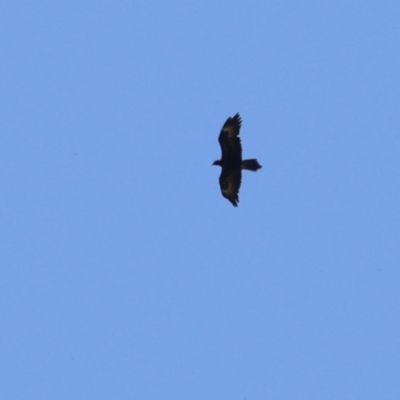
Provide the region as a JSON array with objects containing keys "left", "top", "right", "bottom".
[{"left": 242, "top": 159, "right": 262, "bottom": 171}]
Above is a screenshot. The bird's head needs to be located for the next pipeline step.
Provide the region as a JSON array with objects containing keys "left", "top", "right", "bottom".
[{"left": 212, "top": 160, "right": 222, "bottom": 167}]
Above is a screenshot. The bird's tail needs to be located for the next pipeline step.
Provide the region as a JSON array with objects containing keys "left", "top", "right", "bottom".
[{"left": 242, "top": 159, "right": 262, "bottom": 171}]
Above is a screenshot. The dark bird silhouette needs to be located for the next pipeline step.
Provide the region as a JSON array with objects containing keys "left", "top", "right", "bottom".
[{"left": 212, "top": 113, "right": 262, "bottom": 206}]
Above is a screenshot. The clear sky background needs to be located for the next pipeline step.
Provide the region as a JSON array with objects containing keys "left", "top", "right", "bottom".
[{"left": 1, "top": 2, "right": 400, "bottom": 399}]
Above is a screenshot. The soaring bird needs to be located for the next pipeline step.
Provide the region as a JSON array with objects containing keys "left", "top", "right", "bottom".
[{"left": 212, "top": 113, "right": 262, "bottom": 207}]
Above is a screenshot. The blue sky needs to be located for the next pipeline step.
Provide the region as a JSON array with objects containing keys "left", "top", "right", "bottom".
[{"left": 1, "top": 1, "right": 400, "bottom": 399}]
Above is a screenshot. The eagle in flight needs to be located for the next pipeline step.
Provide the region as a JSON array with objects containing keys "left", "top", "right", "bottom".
[{"left": 212, "top": 113, "right": 262, "bottom": 207}]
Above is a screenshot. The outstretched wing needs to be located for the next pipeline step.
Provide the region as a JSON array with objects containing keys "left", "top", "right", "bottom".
[
  {"left": 218, "top": 113, "right": 242, "bottom": 160},
  {"left": 219, "top": 167, "right": 242, "bottom": 207}
]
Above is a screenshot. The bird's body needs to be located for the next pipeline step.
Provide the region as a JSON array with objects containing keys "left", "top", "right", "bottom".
[{"left": 212, "top": 113, "right": 262, "bottom": 206}]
